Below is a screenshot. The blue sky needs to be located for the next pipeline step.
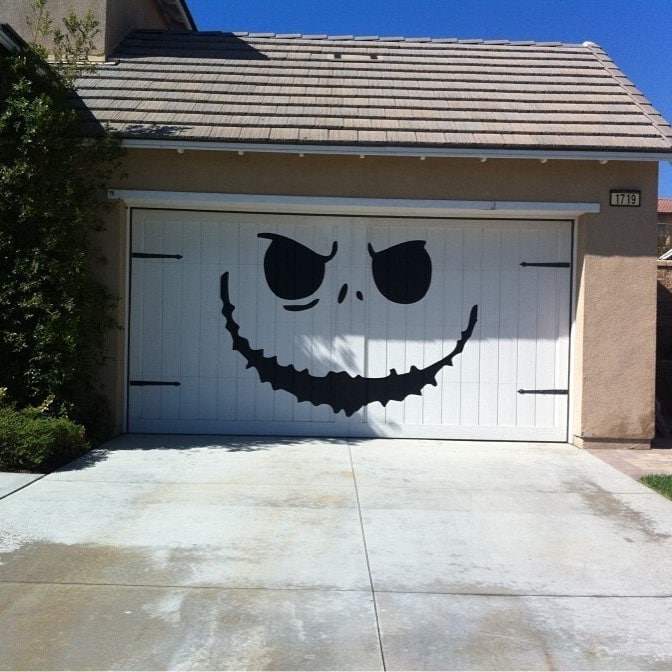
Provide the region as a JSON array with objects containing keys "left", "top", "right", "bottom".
[{"left": 187, "top": 0, "right": 672, "bottom": 196}]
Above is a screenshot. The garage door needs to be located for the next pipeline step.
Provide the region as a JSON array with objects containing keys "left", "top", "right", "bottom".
[{"left": 128, "top": 209, "right": 572, "bottom": 440}]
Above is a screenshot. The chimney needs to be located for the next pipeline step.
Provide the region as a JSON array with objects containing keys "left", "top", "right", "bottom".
[{"left": 0, "top": 0, "right": 195, "bottom": 59}]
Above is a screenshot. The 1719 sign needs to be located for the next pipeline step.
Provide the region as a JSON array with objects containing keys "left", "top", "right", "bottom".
[{"left": 610, "top": 190, "right": 641, "bottom": 207}]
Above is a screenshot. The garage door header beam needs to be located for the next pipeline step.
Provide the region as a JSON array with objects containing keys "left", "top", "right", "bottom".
[{"left": 109, "top": 190, "right": 600, "bottom": 219}]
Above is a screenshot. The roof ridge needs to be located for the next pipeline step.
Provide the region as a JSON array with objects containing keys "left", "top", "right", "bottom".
[
  {"left": 235, "top": 33, "right": 574, "bottom": 46},
  {"left": 125, "top": 28, "right": 582, "bottom": 47}
]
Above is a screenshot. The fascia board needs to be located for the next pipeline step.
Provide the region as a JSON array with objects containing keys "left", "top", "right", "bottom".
[{"left": 122, "top": 138, "right": 672, "bottom": 162}]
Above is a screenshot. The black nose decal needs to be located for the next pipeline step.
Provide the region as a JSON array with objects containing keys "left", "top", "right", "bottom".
[{"left": 368, "top": 240, "right": 432, "bottom": 304}]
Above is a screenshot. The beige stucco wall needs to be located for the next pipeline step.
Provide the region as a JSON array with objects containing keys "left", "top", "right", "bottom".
[
  {"left": 100, "top": 150, "right": 658, "bottom": 447},
  {"left": 104, "top": 0, "right": 169, "bottom": 56},
  {"left": 2, "top": 0, "right": 104, "bottom": 53},
  {"left": 1, "top": 0, "right": 169, "bottom": 57}
]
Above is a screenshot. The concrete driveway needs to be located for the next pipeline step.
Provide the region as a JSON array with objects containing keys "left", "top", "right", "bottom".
[{"left": 1, "top": 436, "right": 672, "bottom": 670}]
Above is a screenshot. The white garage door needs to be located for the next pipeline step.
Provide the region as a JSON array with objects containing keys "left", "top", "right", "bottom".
[{"left": 128, "top": 209, "right": 572, "bottom": 440}]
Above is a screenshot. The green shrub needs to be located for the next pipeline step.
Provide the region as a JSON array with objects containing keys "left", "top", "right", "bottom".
[
  {"left": 0, "top": 0, "right": 123, "bottom": 440},
  {"left": 0, "top": 403, "right": 89, "bottom": 472}
]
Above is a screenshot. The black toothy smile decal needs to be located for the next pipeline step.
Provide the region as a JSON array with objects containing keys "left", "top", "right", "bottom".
[{"left": 219, "top": 232, "right": 479, "bottom": 417}]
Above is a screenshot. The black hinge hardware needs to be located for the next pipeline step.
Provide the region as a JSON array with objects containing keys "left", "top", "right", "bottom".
[
  {"left": 518, "top": 389, "right": 569, "bottom": 395},
  {"left": 132, "top": 253, "right": 183, "bottom": 259},
  {"left": 130, "top": 381, "right": 181, "bottom": 387},
  {"left": 520, "top": 262, "right": 570, "bottom": 268}
]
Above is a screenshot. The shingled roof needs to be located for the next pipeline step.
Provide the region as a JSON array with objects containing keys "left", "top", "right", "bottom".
[
  {"left": 74, "top": 30, "right": 672, "bottom": 155},
  {"left": 659, "top": 199, "right": 672, "bottom": 213}
]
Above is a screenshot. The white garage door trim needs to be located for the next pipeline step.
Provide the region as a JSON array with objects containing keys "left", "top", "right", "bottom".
[
  {"left": 110, "top": 189, "right": 600, "bottom": 220},
  {"left": 118, "top": 192, "right": 594, "bottom": 440}
]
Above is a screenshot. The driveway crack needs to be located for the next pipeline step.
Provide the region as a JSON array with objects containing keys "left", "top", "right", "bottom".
[{"left": 349, "top": 441, "right": 387, "bottom": 671}]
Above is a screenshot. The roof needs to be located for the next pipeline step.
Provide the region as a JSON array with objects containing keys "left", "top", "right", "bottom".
[
  {"left": 660, "top": 199, "right": 672, "bottom": 213},
  {"left": 74, "top": 30, "right": 672, "bottom": 155}
]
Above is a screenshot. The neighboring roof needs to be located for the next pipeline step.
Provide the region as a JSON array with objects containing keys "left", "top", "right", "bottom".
[
  {"left": 0, "top": 23, "right": 25, "bottom": 53},
  {"left": 659, "top": 199, "right": 672, "bottom": 213},
  {"left": 74, "top": 30, "right": 672, "bottom": 155}
]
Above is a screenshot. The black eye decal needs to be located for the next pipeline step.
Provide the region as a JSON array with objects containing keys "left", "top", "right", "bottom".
[
  {"left": 258, "top": 233, "right": 337, "bottom": 301},
  {"left": 368, "top": 240, "right": 432, "bottom": 304}
]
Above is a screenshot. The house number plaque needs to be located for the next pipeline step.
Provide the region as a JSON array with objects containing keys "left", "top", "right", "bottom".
[{"left": 610, "top": 190, "right": 641, "bottom": 207}]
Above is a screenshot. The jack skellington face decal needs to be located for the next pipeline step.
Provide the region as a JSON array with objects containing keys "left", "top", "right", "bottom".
[{"left": 220, "top": 232, "right": 478, "bottom": 417}]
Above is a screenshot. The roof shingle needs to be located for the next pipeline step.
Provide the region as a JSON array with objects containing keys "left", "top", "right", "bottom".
[{"left": 75, "top": 30, "right": 672, "bottom": 153}]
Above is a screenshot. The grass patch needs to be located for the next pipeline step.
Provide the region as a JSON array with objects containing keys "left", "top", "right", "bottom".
[{"left": 640, "top": 474, "right": 672, "bottom": 500}]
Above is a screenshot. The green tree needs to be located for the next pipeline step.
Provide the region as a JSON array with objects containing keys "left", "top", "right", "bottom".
[{"left": 0, "top": 0, "right": 124, "bottom": 441}]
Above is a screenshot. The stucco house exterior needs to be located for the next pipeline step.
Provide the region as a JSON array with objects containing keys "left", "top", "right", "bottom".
[{"left": 4, "top": 0, "right": 672, "bottom": 449}]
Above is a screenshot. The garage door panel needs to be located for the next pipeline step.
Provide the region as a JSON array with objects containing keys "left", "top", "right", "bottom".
[
  {"left": 196, "top": 377, "right": 218, "bottom": 420},
  {"left": 460, "top": 382, "right": 480, "bottom": 427},
  {"left": 217, "top": 377, "right": 237, "bottom": 421},
  {"left": 536, "top": 279, "right": 561, "bottom": 386},
  {"left": 479, "top": 229, "right": 503, "bottom": 391},
  {"left": 199, "top": 268, "right": 220, "bottom": 379},
  {"left": 129, "top": 264, "right": 144, "bottom": 378},
  {"left": 461, "top": 267, "right": 482, "bottom": 382},
  {"left": 139, "top": 386, "right": 161, "bottom": 420},
  {"left": 478, "top": 382, "right": 500, "bottom": 426},
  {"left": 182, "top": 219, "right": 202, "bottom": 261},
  {"left": 422, "top": 387, "right": 443, "bottom": 426},
  {"left": 235, "top": 377, "right": 257, "bottom": 422},
  {"left": 497, "top": 382, "right": 518, "bottom": 427},
  {"left": 535, "top": 394, "right": 555, "bottom": 429},
  {"left": 440, "top": 380, "right": 460, "bottom": 426},
  {"left": 516, "top": 252, "right": 539, "bottom": 412},
  {"left": 140, "top": 262, "right": 164, "bottom": 379},
  {"left": 160, "top": 384, "right": 180, "bottom": 420},
  {"left": 128, "top": 211, "right": 571, "bottom": 440},
  {"left": 403, "top": 386, "right": 424, "bottom": 426},
  {"left": 180, "top": 266, "right": 201, "bottom": 374},
  {"left": 516, "top": 337, "right": 537, "bottom": 428},
  {"left": 443, "top": 227, "right": 465, "bottom": 270},
  {"left": 273, "top": 381, "right": 293, "bottom": 423},
  {"left": 366, "top": 298, "right": 388, "bottom": 378},
  {"left": 163, "top": 219, "right": 183, "bottom": 258},
  {"left": 498, "top": 264, "right": 519, "bottom": 387},
  {"left": 219, "top": 219, "right": 239, "bottom": 267},
  {"left": 201, "top": 220, "right": 220, "bottom": 265},
  {"left": 161, "top": 266, "right": 181, "bottom": 379},
  {"left": 293, "top": 381, "right": 313, "bottom": 423},
  {"left": 141, "top": 218, "right": 164, "bottom": 254},
  {"left": 216, "top": 332, "right": 238, "bottom": 380}
]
